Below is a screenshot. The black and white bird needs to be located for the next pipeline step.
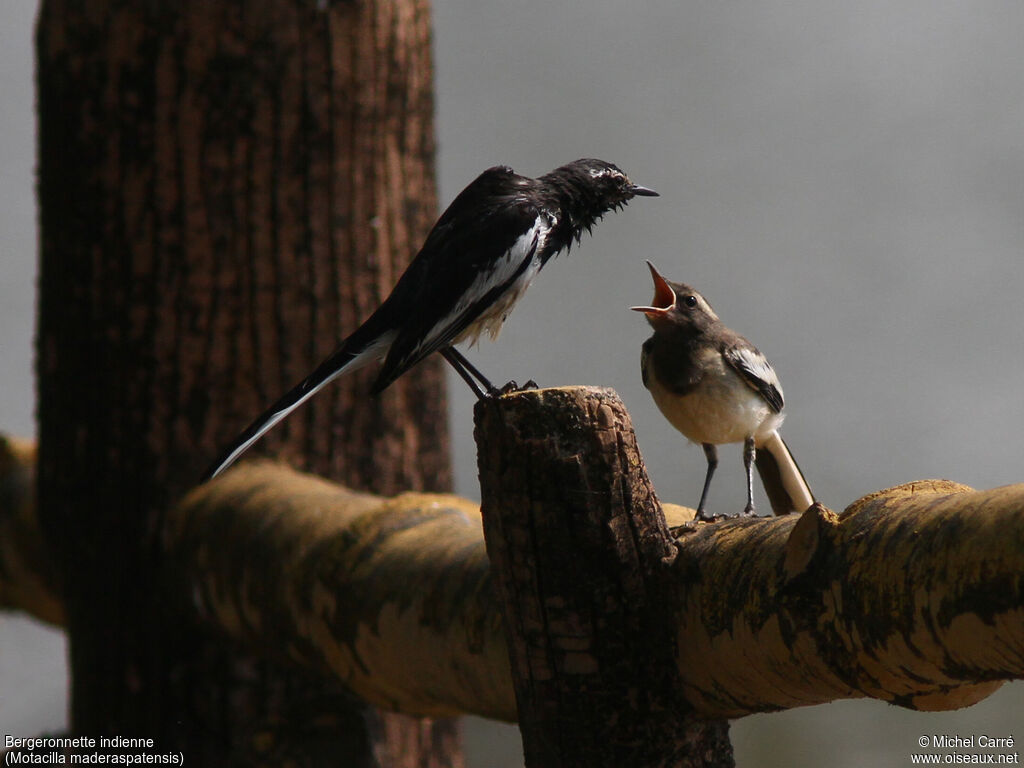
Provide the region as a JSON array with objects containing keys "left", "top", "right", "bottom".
[
  {"left": 632, "top": 262, "right": 814, "bottom": 519},
  {"left": 203, "top": 158, "right": 657, "bottom": 481}
]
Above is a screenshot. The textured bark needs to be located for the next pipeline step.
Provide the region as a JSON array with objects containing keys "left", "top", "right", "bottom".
[
  {"left": 35, "top": 0, "right": 455, "bottom": 763},
  {"left": 475, "top": 387, "right": 734, "bottom": 768}
]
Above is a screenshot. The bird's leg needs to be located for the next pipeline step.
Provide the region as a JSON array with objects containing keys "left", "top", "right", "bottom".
[
  {"left": 440, "top": 348, "right": 497, "bottom": 399},
  {"left": 442, "top": 347, "right": 539, "bottom": 397},
  {"left": 742, "top": 436, "right": 757, "bottom": 516},
  {"left": 696, "top": 443, "right": 718, "bottom": 521}
]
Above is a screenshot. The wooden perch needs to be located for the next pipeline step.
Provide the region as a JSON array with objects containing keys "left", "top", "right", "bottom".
[
  {"left": 2, "top": 387, "right": 1022, "bottom": 735},
  {"left": 163, "top": 464, "right": 517, "bottom": 721},
  {"left": 474, "top": 386, "right": 732, "bottom": 767},
  {"left": 674, "top": 478, "right": 1023, "bottom": 717}
]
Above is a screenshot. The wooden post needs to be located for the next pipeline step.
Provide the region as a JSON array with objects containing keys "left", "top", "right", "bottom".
[{"left": 475, "top": 387, "right": 734, "bottom": 768}]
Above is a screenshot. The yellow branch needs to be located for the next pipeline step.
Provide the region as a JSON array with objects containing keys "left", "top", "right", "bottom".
[
  {"left": 2, "top": 425, "right": 1022, "bottom": 721},
  {"left": 166, "top": 462, "right": 518, "bottom": 720},
  {"left": 674, "top": 481, "right": 1024, "bottom": 717}
]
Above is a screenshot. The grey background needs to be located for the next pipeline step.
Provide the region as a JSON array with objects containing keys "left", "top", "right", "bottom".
[{"left": 2, "top": 0, "right": 1022, "bottom": 764}]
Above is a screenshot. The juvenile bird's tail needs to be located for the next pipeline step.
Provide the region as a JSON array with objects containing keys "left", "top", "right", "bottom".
[
  {"left": 755, "top": 430, "right": 815, "bottom": 515},
  {"left": 201, "top": 332, "right": 392, "bottom": 482}
]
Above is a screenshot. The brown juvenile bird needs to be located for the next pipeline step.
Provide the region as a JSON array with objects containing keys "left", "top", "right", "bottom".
[{"left": 632, "top": 262, "right": 814, "bottom": 519}]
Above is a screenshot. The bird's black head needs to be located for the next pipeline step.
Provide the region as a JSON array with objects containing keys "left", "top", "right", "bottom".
[
  {"left": 550, "top": 158, "right": 659, "bottom": 208},
  {"left": 540, "top": 159, "right": 658, "bottom": 250},
  {"left": 631, "top": 261, "right": 719, "bottom": 333}
]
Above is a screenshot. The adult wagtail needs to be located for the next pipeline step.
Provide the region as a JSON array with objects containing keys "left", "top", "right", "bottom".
[
  {"left": 632, "top": 262, "right": 814, "bottom": 519},
  {"left": 203, "top": 159, "right": 657, "bottom": 481}
]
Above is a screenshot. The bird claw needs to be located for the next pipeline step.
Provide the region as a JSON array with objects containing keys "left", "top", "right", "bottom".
[
  {"left": 695, "top": 507, "right": 761, "bottom": 523},
  {"left": 695, "top": 508, "right": 722, "bottom": 523},
  {"left": 497, "top": 379, "right": 538, "bottom": 395}
]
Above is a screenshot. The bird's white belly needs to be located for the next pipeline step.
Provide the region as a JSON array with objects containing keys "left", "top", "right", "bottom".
[
  {"left": 449, "top": 218, "right": 550, "bottom": 348},
  {"left": 646, "top": 365, "right": 782, "bottom": 446},
  {"left": 457, "top": 267, "right": 537, "bottom": 346}
]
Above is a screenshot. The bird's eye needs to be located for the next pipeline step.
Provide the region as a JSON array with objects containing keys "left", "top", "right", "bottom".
[{"left": 682, "top": 295, "right": 698, "bottom": 308}]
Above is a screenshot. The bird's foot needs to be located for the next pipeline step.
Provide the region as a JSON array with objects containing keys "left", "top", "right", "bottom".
[
  {"left": 496, "top": 379, "right": 538, "bottom": 396},
  {"left": 696, "top": 507, "right": 724, "bottom": 523},
  {"left": 741, "top": 503, "right": 758, "bottom": 517}
]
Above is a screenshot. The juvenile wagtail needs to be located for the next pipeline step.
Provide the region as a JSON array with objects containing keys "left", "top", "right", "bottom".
[
  {"left": 203, "top": 159, "right": 657, "bottom": 481},
  {"left": 632, "top": 262, "right": 814, "bottom": 519}
]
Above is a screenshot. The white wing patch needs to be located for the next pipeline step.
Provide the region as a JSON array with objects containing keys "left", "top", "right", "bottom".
[
  {"left": 731, "top": 347, "right": 781, "bottom": 390},
  {"left": 725, "top": 346, "right": 783, "bottom": 406},
  {"left": 441, "top": 217, "right": 551, "bottom": 349}
]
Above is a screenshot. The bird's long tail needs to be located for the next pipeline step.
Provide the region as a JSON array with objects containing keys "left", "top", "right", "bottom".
[
  {"left": 201, "top": 332, "right": 392, "bottom": 482},
  {"left": 755, "top": 430, "right": 815, "bottom": 515}
]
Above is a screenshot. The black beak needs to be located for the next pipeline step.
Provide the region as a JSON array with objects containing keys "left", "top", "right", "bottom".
[{"left": 630, "top": 184, "right": 659, "bottom": 197}]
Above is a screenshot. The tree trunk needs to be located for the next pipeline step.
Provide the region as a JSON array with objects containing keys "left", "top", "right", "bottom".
[{"left": 35, "top": 0, "right": 456, "bottom": 763}]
